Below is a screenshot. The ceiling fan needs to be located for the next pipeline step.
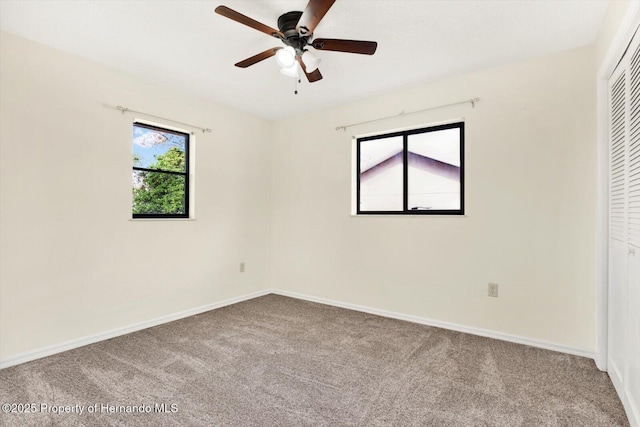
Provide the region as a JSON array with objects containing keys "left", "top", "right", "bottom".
[{"left": 215, "top": 0, "right": 378, "bottom": 83}]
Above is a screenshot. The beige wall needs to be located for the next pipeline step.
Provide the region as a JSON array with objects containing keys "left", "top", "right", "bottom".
[
  {"left": 0, "top": 32, "right": 272, "bottom": 360},
  {"left": 271, "top": 45, "right": 597, "bottom": 351}
]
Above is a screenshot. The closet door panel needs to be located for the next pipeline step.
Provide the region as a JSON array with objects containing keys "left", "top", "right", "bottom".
[
  {"left": 629, "top": 39, "right": 640, "bottom": 248},
  {"left": 625, "top": 31, "right": 640, "bottom": 423},
  {"left": 609, "top": 65, "right": 628, "bottom": 378}
]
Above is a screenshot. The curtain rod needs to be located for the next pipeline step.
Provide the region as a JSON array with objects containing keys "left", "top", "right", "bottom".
[
  {"left": 335, "top": 97, "right": 480, "bottom": 131},
  {"left": 115, "top": 105, "right": 212, "bottom": 134}
]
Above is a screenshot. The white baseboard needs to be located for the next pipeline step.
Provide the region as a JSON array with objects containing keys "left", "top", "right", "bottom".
[
  {"left": 0, "top": 288, "right": 596, "bottom": 370},
  {"left": 608, "top": 357, "right": 640, "bottom": 427},
  {"left": 270, "top": 289, "right": 595, "bottom": 359},
  {"left": 0, "top": 289, "right": 271, "bottom": 370}
]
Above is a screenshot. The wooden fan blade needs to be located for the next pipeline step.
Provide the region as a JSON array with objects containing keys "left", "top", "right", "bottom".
[
  {"left": 305, "top": 68, "right": 323, "bottom": 82},
  {"left": 296, "top": 0, "right": 336, "bottom": 36},
  {"left": 235, "top": 47, "right": 282, "bottom": 68},
  {"left": 298, "top": 56, "right": 323, "bottom": 82},
  {"left": 215, "top": 6, "right": 284, "bottom": 39},
  {"left": 312, "top": 38, "right": 377, "bottom": 55}
]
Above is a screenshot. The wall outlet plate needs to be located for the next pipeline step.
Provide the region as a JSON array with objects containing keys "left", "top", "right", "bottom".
[
  {"left": 240, "top": 262, "right": 245, "bottom": 273},
  {"left": 488, "top": 283, "right": 498, "bottom": 297}
]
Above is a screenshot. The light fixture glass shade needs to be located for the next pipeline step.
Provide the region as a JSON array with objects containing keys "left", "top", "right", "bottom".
[
  {"left": 301, "top": 51, "right": 321, "bottom": 72},
  {"left": 280, "top": 63, "right": 299, "bottom": 78},
  {"left": 275, "top": 46, "right": 296, "bottom": 68}
]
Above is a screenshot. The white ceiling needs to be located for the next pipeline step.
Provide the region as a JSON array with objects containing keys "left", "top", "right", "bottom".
[{"left": 0, "top": 0, "right": 609, "bottom": 120}]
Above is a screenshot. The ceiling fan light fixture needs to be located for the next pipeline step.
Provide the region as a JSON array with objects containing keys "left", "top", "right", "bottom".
[
  {"left": 280, "top": 63, "right": 299, "bottom": 78},
  {"left": 275, "top": 46, "right": 296, "bottom": 68},
  {"left": 301, "top": 51, "right": 321, "bottom": 72}
]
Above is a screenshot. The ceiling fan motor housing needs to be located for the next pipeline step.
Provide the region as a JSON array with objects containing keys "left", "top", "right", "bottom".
[{"left": 278, "top": 11, "right": 309, "bottom": 51}]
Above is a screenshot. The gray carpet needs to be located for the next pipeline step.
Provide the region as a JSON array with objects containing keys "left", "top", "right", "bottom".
[{"left": 0, "top": 294, "right": 629, "bottom": 426}]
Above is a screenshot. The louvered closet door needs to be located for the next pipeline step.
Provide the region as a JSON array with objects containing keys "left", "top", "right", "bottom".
[
  {"left": 608, "top": 57, "right": 628, "bottom": 387},
  {"left": 608, "top": 26, "right": 640, "bottom": 424},
  {"left": 632, "top": 39, "right": 640, "bottom": 249},
  {"left": 626, "top": 29, "right": 640, "bottom": 421}
]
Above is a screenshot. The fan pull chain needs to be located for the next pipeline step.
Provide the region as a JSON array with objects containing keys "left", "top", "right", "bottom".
[{"left": 294, "top": 76, "right": 300, "bottom": 95}]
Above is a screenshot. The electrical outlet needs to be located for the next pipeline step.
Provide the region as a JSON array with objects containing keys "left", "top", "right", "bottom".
[
  {"left": 488, "top": 283, "right": 498, "bottom": 297},
  {"left": 239, "top": 262, "right": 245, "bottom": 273}
]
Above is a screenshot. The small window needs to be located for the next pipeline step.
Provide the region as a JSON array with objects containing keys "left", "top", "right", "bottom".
[
  {"left": 132, "top": 122, "right": 189, "bottom": 218},
  {"left": 356, "top": 122, "right": 464, "bottom": 215}
]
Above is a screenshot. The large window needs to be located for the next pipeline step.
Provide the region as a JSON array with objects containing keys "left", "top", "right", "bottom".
[
  {"left": 356, "top": 122, "right": 464, "bottom": 215},
  {"left": 132, "top": 122, "right": 189, "bottom": 218}
]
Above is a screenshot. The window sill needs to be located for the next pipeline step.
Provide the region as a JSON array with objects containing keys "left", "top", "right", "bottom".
[
  {"left": 350, "top": 214, "right": 467, "bottom": 218},
  {"left": 129, "top": 218, "right": 196, "bottom": 221}
]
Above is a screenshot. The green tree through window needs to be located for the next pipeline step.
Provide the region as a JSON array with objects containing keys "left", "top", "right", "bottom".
[{"left": 132, "top": 123, "right": 189, "bottom": 218}]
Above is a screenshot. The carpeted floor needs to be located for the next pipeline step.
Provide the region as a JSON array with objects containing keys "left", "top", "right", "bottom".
[{"left": 0, "top": 294, "right": 629, "bottom": 426}]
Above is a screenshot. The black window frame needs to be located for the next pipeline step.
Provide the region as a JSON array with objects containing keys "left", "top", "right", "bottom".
[
  {"left": 356, "top": 121, "right": 465, "bottom": 215},
  {"left": 132, "top": 122, "right": 190, "bottom": 219}
]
